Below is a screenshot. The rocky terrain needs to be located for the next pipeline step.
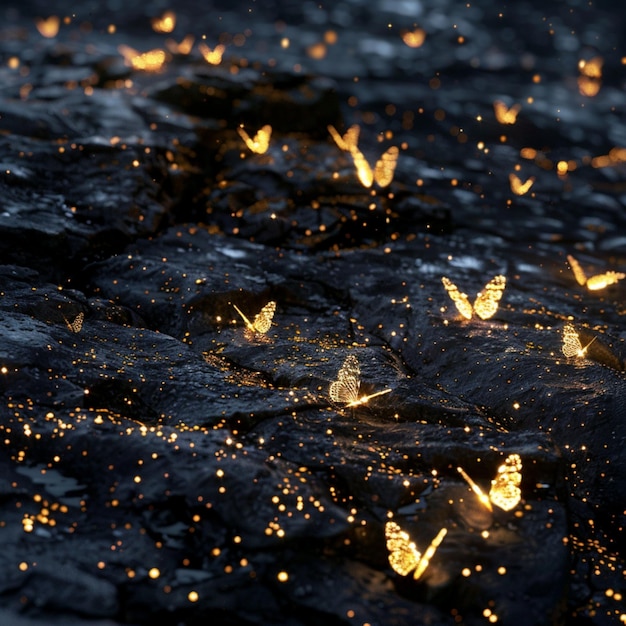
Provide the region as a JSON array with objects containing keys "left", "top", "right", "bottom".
[{"left": 0, "top": 1, "right": 625, "bottom": 625}]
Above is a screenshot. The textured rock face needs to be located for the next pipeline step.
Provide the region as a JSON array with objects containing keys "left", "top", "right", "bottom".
[{"left": 0, "top": 1, "right": 625, "bottom": 625}]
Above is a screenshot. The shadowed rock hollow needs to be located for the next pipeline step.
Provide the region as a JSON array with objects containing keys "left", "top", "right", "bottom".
[{"left": 0, "top": 1, "right": 625, "bottom": 625}]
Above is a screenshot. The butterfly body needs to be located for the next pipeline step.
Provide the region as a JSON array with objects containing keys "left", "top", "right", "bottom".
[
  {"left": 567, "top": 255, "right": 625, "bottom": 291},
  {"left": 441, "top": 275, "right": 506, "bottom": 320},
  {"left": 233, "top": 301, "right": 276, "bottom": 335},
  {"left": 457, "top": 453, "right": 522, "bottom": 512},
  {"left": 385, "top": 521, "right": 447, "bottom": 580}
]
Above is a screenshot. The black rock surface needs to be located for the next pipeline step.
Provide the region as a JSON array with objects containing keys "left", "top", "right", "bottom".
[{"left": 0, "top": 1, "right": 625, "bottom": 625}]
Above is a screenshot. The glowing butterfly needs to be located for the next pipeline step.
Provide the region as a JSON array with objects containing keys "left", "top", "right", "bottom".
[
  {"left": 151, "top": 11, "right": 176, "bottom": 34},
  {"left": 118, "top": 45, "right": 167, "bottom": 71},
  {"left": 509, "top": 173, "right": 535, "bottom": 195},
  {"left": 329, "top": 354, "right": 391, "bottom": 407},
  {"left": 561, "top": 323, "right": 597, "bottom": 359},
  {"left": 237, "top": 125, "right": 272, "bottom": 154},
  {"left": 327, "top": 124, "right": 360, "bottom": 153},
  {"left": 350, "top": 146, "right": 399, "bottom": 188},
  {"left": 441, "top": 275, "right": 506, "bottom": 320},
  {"left": 493, "top": 101, "right": 521, "bottom": 125},
  {"left": 165, "top": 34, "right": 195, "bottom": 55},
  {"left": 400, "top": 28, "right": 426, "bottom": 48},
  {"left": 35, "top": 16, "right": 60, "bottom": 38},
  {"left": 385, "top": 521, "right": 447, "bottom": 580},
  {"left": 63, "top": 312, "right": 84, "bottom": 333},
  {"left": 457, "top": 454, "right": 522, "bottom": 512},
  {"left": 567, "top": 254, "right": 625, "bottom": 291},
  {"left": 199, "top": 42, "right": 225, "bottom": 65},
  {"left": 232, "top": 301, "right": 276, "bottom": 335}
]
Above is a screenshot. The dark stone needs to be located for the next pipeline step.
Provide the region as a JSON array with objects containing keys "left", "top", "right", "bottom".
[{"left": 0, "top": 1, "right": 625, "bottom": 625}]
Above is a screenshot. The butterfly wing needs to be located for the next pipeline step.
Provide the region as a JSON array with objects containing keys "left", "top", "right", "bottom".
[
  {"left": 385, "top": 521, "right": 422, "bottom": 577},
  {"left": 488, "top": 454, "right": 522, "bottom": 511},
  {"left": 585, "top": 270, "right": 625, "bottom": 291},
  {"left": 253, "top": 125, "right": 272, "bottom": 154},
  {"left": 71, "top": 312, "right": 84, "bottom": 333},
  {"left": 373, "top": 146, "right": 399, "bottom": 188},
  {"left": 350, "top": 148, "right": 374, "bottom": 188},
  {"left": 329, "top": 354, "right": 360, "bottom": 404},
  {"left": 342, "top": 125, "right": 361, "bottom": 152},
  {"left": 441, "top": 277, "right": 474, "bottom": 320},
  {"left": 473, "top": 275, "right": 506, "bottom": 320},
  {"left": 566, "top": 255, "right": 587, "bottom": 286},
  {"left": 328, "top": 124, "right": 360, "bottom": 152},
  {"left": 252, "top": 301, "right": 276, "bottom": 334},
  {"left": 562, "top": 323, "right": 583, "bottom": 358},
  {"left": 237, "top": 127, "right": 254, "bottom": 151}
]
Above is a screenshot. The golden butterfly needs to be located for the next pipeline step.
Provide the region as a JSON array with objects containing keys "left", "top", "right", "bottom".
[
  {"left": 561, "top": 323, "right": 596, "bottom": 359},
  {"left": 327, "top": 124, "right": 360, "bottom": 153},
  {"left": 400, "top": 28, "right": 426, "bottom": 48},
  {"left": 509, "top": 173, "right": 534, "bottom": 195},
  {"left": 237, "top": 124, "right": 272, "bottom": 154},
  {"left": 63, "top": 311, "right": 84, "bottom": 333},
  {"left": 493, "top": 101, "right": 521, "bottom": 125},
  {"left": 199, "top": 42, "right": 225, "bottom": 65},
  {"left": 329, "top": 354, "right": 391, "bottom": 408},
  {"left": 567, "top": 254, "right": 625, "bottom": 291},
  {"left": 457, "top": 453, "right": 522, "bottom": 512},
  {"left": 385, "top": 520, "right": 447, "bottom": 580},
  {"left": 232, "top": 301, "right": 276, "bottom": 335},
  {"left": 35, "top": 15, "right": 60, "bottom": 38},
  {"left": 441, "top": 274, "right": 506, "bottom": 320},
  {"left": 350, "top": 146, "right": 399, "bottom": 188}
]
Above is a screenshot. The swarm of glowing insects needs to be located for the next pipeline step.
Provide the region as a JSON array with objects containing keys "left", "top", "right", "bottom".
[
  {"left": 457, "top": 454, "right": 522, "bottom": 512},
  {"left": 441, "top": 275, "right": 506, "bottom": 320},
  {"left": 385, "top": 520, "right": 448, "bottom": 580},
  {"left": 232, "top": 301, "right": 276, "bottom": 335},
  {"left": 237, "top": 124, "right": 272, "bottom": 154},
  {"left": 329, "top": 354, "right": 392, "bottom": 407},
  {"left": 567, "top": 254, "right": 625, "bottom": 291},
  {"left": 561, "top": 323, "right": 597, "bottom": 359}
]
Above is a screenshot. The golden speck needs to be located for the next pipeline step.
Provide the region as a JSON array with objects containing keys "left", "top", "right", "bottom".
[
  {"left": 188, "top": 590, "right": 199, "bottom": 602},
  {"left": 148, "top": 567, "right": 160, "bottom": 579}
]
